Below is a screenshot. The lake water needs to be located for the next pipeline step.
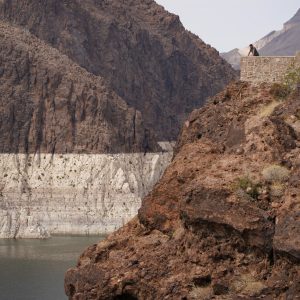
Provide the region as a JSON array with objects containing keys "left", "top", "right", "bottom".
[{"left": 0, "top": 236, "right": 104, "bottom": 300}]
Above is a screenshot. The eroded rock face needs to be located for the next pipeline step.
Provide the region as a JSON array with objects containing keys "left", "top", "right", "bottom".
[
  {"left": 0, "top": 0, "right": 238, "bottom": 238},
  {"left": 0, "top": 20, "right": 173, "bottom": 238},
  {"left": 0, "top": 0, "right": 237, "bottom": 140},
  {"left": 0, "top": 153, "right": 172, "bottom": 238},
  {"left": 0, "top": 1, "right": 237, "bottom": 238},
  {"left": 0, "top": 21, "right": 158, "bottom": 154},
  {"left": 65, "top": 82, "right": 300, "bottom": 299}
]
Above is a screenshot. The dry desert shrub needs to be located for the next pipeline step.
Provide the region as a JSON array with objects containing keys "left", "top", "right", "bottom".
[
  {"left": 259, "top": 101, "right": 281, "bottom": 117},
  {"left": 270, "top": 182, "right": 285, "bottom": 197},
  {"left": 262, "top": 165, "right": 290, "bottom": 183},
  {"left": 269, "top": 66, "right": 300, "bottom": 100},
  {"left": 270, "top": 83, "right": 290, "bottom": 100},
  {"left": 233, "top": 176, "right": 262, "bottom": 201}
]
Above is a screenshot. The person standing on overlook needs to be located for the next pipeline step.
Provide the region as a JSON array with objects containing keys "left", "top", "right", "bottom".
[{"left": 248, "top": 44, "right": 259, "bottom": 56}]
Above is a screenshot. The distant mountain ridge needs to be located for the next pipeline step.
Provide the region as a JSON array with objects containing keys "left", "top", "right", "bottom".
[
  {"left": 260, "top": 9, "right": 300, "bottom": 56},
  {"left": 285, "top": 8, "right": 300, "bottom": 28},
  {"left": 222, "top": 8, "right": 300, "bottom": 69}
]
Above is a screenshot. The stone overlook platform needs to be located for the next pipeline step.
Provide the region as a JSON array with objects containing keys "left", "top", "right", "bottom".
[{"left": 241, "top": 52, "right": 300, "bottom": 83}]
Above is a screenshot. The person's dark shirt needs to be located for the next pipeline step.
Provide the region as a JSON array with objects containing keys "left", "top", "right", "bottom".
[{"left": 249, "top": 46, "right": 259, "bottom": 56}]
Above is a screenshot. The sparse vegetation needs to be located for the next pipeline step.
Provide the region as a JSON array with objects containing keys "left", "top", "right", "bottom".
[
  {"left": 189, "top": 286, "right": 212, "bottom": 300},
  {"left": 270, "top": 83, "right": 290, "bottom": 100},
  {"left": 262, "top": 165, "right": 290, "bottom": 183},
  {"left": 270, "top": 65, "right": 300, "bottom": 99},
  {"left": 270, "top": 182, "right": 285, "bottom": 197},
  {"left": 283, "top": 65, "right": 300, "bottom": 92},
  {"left": 259, "top": 101, "right": 281, "bottom": 117},
  {"left": 233, "top": 176, "right": 262, "bottom": 201},
  {"left": 262, "top": 165, "right": 290, "bottom": 198}
]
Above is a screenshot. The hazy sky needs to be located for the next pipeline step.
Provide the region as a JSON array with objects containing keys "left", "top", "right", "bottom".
[{"left": 155, "top": 0, "right": 299, "bottom": 52}]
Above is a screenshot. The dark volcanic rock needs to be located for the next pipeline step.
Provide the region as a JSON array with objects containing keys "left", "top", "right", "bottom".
[
  {"left": 0, "top": 0, "right": 237, "bottom": 140},
  {"left": 65, "top": 82, "right": 300, "bottom": 299},
  {"left": 0, "top": 20, "right": 158, "bottom": 153}
]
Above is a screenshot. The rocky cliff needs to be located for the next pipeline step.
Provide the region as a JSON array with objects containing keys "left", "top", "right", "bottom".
[
  {"left": 0, "top": 20, "right": 158, "bottom": 154},
  {"left": 65, "top": 82, "right": 300, "bottom": 299},
  {"left": 0, "top": 0, "right": 236, "bottom": 140},
  {"left": 0, "top": 20, "right": 172, "bottom": 238},
  {"left": 0, "top": 0, "right": 237, "bottom": 238}
]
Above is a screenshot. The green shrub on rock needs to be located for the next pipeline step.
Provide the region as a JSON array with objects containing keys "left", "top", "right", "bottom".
[
  {"left": 283, "top": 66, "right": 300, "bottom": 93},
  {"left": 233, "top": 176, "right": 262, "bottom": 201},
  {"left": 270, "top": 83, "right": 290, "bottom": 100},
  {"left": 270, "top": 65, "right": 300, "bottom": 100}
]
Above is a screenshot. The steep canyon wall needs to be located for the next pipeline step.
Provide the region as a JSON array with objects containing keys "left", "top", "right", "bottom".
[
  {"left": 0, "top": 0, "right": 236, "bottom": 140},
  {"left": 0, "top": 21, "right": 172, "bottom": 238},
  {"left": 0, "top": 0, "right": 236, "bottom": 238}
]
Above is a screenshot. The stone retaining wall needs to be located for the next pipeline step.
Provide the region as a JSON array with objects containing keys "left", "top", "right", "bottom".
[{"left": 240, "top": 56, "right": 296, "bottom": 83}]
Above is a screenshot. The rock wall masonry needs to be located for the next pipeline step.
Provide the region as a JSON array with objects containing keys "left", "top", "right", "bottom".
[{"left": 240, "top": 56, "right": 296, "bottom": 83}]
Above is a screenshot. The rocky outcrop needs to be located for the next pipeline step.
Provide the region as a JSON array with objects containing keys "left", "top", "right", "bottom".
[
  {"left": 0, "top": 20, "right": 173, "bottom": 238},
  {"left": 0, "top": 20, "right": 158, "bottom": 154},
  {"left": 0, "top": 0, "right": 237, "bottom": 238},
  {"left": 65, "top": 82, "right": 300, "bottom": 299},
  {"left": 0, "top": 0, "right": 236, "bottom": 140}
]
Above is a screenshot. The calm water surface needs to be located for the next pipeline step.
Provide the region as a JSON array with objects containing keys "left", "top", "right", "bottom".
[{"left": 0, "top": 236, "right": 104, "bottom": 300}]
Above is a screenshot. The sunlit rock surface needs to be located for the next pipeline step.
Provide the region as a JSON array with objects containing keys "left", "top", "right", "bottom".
[{"left": 0, "top": 152, "right": 172, "bottom": 238}]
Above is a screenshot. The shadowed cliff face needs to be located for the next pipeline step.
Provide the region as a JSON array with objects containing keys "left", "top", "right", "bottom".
[
  {"left": 65, "top": 82, "right": 300, "bottom": 299},
  {"left": 0, "top": 20, "right": 159, "bottom": 154},
  {"left": 0, "top": 0, "right": 237, "bottom": 140}
]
